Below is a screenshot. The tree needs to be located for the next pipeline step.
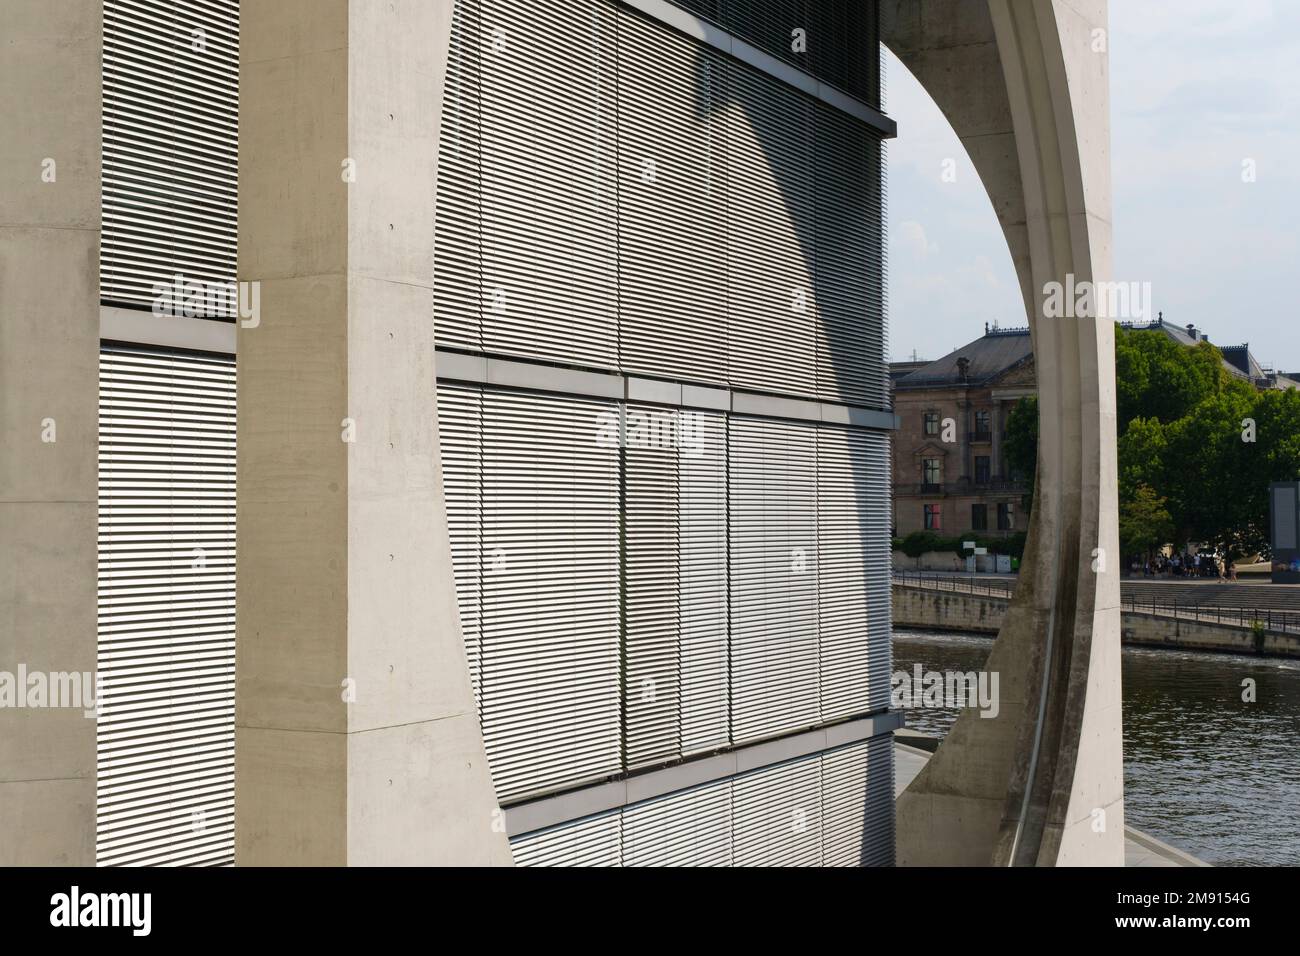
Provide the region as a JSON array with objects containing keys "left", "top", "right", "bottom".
[
  {"left": 1002, "top": 395, "right": 1037, "bottom": 513},
  {"left": 1118, "top": 483, "right": 1174, "bottom": 561}
]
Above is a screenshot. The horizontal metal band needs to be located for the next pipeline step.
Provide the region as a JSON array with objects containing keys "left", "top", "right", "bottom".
[
  {"left": 503, "top": 710, "right": 904, "bottom": 837},
  {"left": 100, "top": 305, "right": 237, "bottom": 355},
  {"left": 436, "top": 350, "right": 899, "bottom": 431},
  {"left": 619, "top": 0, "right": 896, "bottom": 138}
]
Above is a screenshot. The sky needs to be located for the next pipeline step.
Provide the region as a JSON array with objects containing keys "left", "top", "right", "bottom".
[{"left": 885, "top": 0, "right": 1300, "bottom": 373}]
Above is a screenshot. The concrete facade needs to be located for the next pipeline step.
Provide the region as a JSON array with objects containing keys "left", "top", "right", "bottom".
[
  {"left": 0, "top": 0, "right": 101, "bottom": 866},
  {"left": 235, "top": 0, "right": 510, "bottom": 865},
  {"left": 883, "top": 0, "right": 1124, "bottom": 866}
]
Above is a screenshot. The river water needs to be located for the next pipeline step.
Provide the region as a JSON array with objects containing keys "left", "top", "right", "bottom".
[{"left": 893, "top": 629, "right": 1300, "bottom": 866}]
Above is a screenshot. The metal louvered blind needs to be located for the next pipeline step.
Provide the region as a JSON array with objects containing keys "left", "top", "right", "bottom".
[
  {"left": 510, "top": 809, "right": 622, "bottom": 866},
  {"left": 623, "top": 405, "right": 680, "bottom": 768},
  {"left": 434, "top": 0, "right": 483, "bottom": 350},
  {"left": 815, "top": 104, "right": 887, "bottom": 408},
  {"left": 668, "top": 1, "right": 881, "bottom": 108},
  {"left": 509, "top": 735, "right": 893, "bottom": 866},
  {"left": 817, "top": 426, "right": 891, "bottom": 719},
  {"left": 728, "top": 417, "right": 819, "bottom": 743},
  {"left": 480, "top": 390, "right": 621, "bottom": 800},
  {"left": 725, "top": 64, "right": 817, "bottom": 397},
  {"left": 616, "top": 9, "right": 728, "bottom": 384},
  {"left": 437, "top": 384, "right": 484, "bottom": 708},
  {"left": 101, "top": 0, "right": 238, "bottom": 315},
  {"left": 678, "top": 410, "right": 730, "bottom": 754},
  {"left": 821, "top": 736, "right": 894, "bottom": 866},
  {"left": 477, "top": 0, "right": 619, "bottom": 368},
  {"left": 96, "top": 345, "right": 236, "bottom": 867},
  {"left": 621, "top": 778, "right": 732, "bottom": 866},
  {"left": 731, "top": 754, "right": 822, "bottom": 866}
]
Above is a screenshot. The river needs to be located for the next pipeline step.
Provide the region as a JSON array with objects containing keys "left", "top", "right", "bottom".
[{"left": 893, "top": 629, "right": 1300, "bottom": 866}]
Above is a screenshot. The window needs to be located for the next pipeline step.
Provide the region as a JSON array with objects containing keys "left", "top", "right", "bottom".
[
  {"left": 922, "top": 458, "right": 941, "bottom": 486},
  {"left": 971, "top": 504, "right": 988, "bottom": 531},
  {"left": 973, "top": 410, "right": 991, "bottom": 436},
  {"left": 923, "top": 412, "right": 939, "bottom": 435},
  {"left": 998, "top": 502, "right": 1015, "bottom": 531},
  {"left": 975, "top": 456, "right": 991, "bottom": 485},
  {"left": 924, "top": 504, "right": 942, "bottom": 530}
]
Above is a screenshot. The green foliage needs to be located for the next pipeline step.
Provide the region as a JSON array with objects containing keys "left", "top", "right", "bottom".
[
  {"left": 1003, "top": 395, "right": 1038, "bottom": 512},
  {"left": 1118, "top": 483, "right": 1174, "bottom": 559},
  {"left": 892, "top": 531, "right": 1027, "bottom": 560},
  {"left": 1007, "top": 325, "right": 1300, "bottom": 562}
]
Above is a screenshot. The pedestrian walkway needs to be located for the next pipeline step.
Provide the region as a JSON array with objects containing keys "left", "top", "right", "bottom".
[{"left": 893, "top": 741, "right": 1208, "bottom": 867}]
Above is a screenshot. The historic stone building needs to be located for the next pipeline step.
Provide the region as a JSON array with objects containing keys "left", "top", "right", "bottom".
[{"left": 891, "top": 325, "right": 1034, "bottom": 540}]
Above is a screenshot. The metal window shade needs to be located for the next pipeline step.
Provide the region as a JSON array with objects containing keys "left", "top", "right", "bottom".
[
  {"left": 101, "top": 0, "right": 238, "bottom": 315},
  {"left": 436, "top": 384, "right": 484, "bottom": 709},
  {"left": 728, "top": 417, "right": 819, "bottom": 743},
  {"left": 477, "top": 0, "right": 619, "bottom": 369},
  {"left": 96, "top": 345, "right": 236, "bottom": 867},
  {"left": 725, "top": 64, "right": 817, "bottom": 397},
  {"left": 821, "top": 736, "right": 894, "bottom": 866},
  {"left": 731, "top": 753, "right": 823, "bottom": 866},
  {"left": 861, "top": 432, "right": 893, "bottom": 711},
  {"left": 480, "top": 390, "right": 622, "bottom": 800},
  {"left": 669, "top": 1, "right": 881, "bottom": 108},
  {"left": 623, "top": 405, "right": 680, "bottom": 769},
  {"left": 616, "top": 10, "right": 729, "bottom": 385},
  {"left": 816, "top": 426, "right": 891, "bottom": 719},
  {"left": 621, "top": 778, "right": 733, "bottom": 866},
  {"left": 510, "top": 809, "right": 622, "bottom": 866},
  {"left": 814, "top": 105, "right": 888, "bottom": 408},
  {"left": 678, "top": 410, "right": 730, "bottom": 753},
  {"left": 434, "top": 0, "right": 484, "bottom": 351}
]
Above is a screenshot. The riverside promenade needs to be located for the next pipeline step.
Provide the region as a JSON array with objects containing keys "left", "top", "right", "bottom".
[
  {"left": 893, "top": 735, "right": 1208, "bottom": 867},
  {"left": 893, "top": 572, "right": 1300, "bottom": 657}
]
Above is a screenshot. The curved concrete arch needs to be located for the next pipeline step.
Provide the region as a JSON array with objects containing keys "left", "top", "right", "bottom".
[{"left": 883, "top": 0, "right": 1123, "bottom": 865}]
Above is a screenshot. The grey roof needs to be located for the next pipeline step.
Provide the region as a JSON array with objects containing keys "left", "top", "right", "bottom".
[
  {"left": 1218, "top": 344, "right": 1265, "bottom": 381},
  {"left": 892, "top": 329, "right": 1033, "bottom": 389}
]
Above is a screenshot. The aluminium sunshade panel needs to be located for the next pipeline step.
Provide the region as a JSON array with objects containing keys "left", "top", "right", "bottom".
[
  {"left": 96, "top": 345, "right": 236, "bottom": 867},
  {"left": 101, "top": 0, "right": 239, "bottom": 314}
]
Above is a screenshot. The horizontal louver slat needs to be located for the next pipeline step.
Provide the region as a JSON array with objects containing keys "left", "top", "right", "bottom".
[
  {"left": 97, "top": 345, "right": 236, "bottom": 868},
  {"left": 480, "top": 390, "right": 621, "bottom": 800},
  {"left": 101, "top": 0, "right": 238, "bottom": 316},
  {"left": 729, "top": 416, "right": 819, "bottom": 743}
]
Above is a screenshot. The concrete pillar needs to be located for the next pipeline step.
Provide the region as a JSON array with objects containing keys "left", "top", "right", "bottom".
[
  {"left": 884, "top": 0, "right": 1123, "bottom": 865},
  {"left": 236, "top": 0, "right": 512, "bottom": 865},
  {"left": 0, "top": 0, "right": 101, "bottom": 865}
]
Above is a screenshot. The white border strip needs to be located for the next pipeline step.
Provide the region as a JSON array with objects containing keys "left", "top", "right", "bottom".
[
  {"left": 100, "top": 306, "right": 237, "bottom": 355},
  {"left": 620, "top": 0, "right": 897, "bottom": 137},
  {"left": 504, "top": 710, "right": 904, "bottom": 836}
]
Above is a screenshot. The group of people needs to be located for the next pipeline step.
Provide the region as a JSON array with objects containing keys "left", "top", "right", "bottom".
[{"left": 1133, "top": 552, "right": 1237, "bottom": 581}]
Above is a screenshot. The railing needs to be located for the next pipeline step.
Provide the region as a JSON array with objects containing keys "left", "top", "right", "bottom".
[
  {"left": 1122, "top": 593, "right": 1300, "bottom": 636},
  {"left": 891, "top": 570, "right": 1015, "bottom": 599},
  {"left": 967, "top": 430, "right": 993, "bottom": 443},
  {"left": 891, "top": 571, "right": 1300, "bottom": 635}
]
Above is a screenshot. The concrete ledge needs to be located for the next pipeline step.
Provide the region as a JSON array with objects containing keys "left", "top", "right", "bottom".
[
  {"left": 435, "top": 351, "right": 897, "bottom": 431},
  {"left": 101, "top": 305, "right": 237, "bottom": 355}
]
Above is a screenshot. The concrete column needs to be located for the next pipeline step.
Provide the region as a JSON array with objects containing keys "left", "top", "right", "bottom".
[
  {"left": 0, "top": 0, "right": 101, "bottom": 865},
  {"left": 236, "top": 0, "right": 512, "bottom": 865},
  {"left": 884, "top": 0, "right": 1123, "bottom": 866}
]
